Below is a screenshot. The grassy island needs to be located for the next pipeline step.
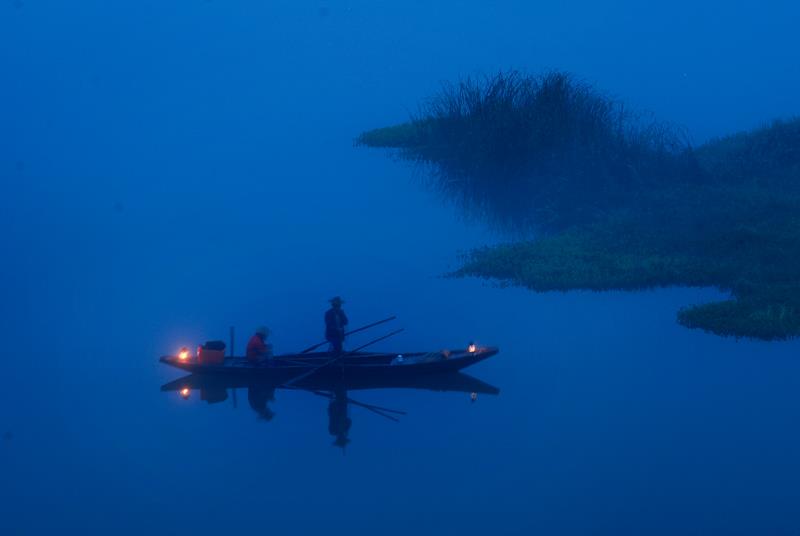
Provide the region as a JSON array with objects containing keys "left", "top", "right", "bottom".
[{"left": 357, "top": 71, "right": 800, "bottom": 340}]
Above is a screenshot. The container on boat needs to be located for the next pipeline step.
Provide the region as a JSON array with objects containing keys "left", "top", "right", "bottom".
[
  {"left": 198, "top": 349, "right": 224, "bottom": 364},
  {"left": 197, "top": 340, "right": 226, "bottom": 365}
]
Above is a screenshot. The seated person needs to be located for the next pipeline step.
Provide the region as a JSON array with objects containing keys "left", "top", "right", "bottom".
[{"left": 246, "top": 326, "right": 273, "bottom": 362}]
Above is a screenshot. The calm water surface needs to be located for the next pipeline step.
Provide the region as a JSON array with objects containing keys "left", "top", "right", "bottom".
[{"left": 2, "top": 2, "right": 800, "bottom": 535}]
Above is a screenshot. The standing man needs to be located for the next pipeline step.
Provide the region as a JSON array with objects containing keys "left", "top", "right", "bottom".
[{"left": 325, "top": 296, "right": 348, "bottom": 354}]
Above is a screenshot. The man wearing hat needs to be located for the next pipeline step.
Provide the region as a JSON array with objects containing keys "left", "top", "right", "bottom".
[{"left": 325, "top": 296, "right": 349, "bottom": 354}]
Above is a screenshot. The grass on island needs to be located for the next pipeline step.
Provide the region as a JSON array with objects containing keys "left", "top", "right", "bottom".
[
  {"left": 454, "top": 192, "right": 800, "bottom": 339},
  {"left": 358, "top": 70, "right": 800, "bottom": 340}
]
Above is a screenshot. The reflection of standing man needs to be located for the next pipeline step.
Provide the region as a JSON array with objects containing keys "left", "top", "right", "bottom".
[
  {"left": 325, "top": 296, "right": 348, "bottom": 354},
  {"left": 328, "top": 389, "right": 351, "bottom": 449}
]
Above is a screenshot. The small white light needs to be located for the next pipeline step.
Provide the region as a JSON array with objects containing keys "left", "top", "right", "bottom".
[
  {"left": 178, "top": 347, "right": 190, "bottom": 360},
  {"left": 468, "top": 343, "right": 477, "bottom": 353},
  {"left": 180, "top": 387, "right": 190, "bottom": 399}
]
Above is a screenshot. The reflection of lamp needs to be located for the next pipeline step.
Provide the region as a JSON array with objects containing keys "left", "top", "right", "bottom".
[
  {"left": 180, "top": 388, "right": 190, "bottom": 399},
  {"left": 178, "top": 347, "right": 190, "bottom": 361},
  {"left": 468, "top": 342, "right": 477, "bottom": 353}
]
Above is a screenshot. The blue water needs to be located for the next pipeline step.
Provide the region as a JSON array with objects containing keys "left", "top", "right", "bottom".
[{"left": 3, "top": 2, "right": 800, "bottom": 534}]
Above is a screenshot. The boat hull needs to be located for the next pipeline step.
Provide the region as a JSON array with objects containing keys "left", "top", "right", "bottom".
[{"left": 159, "top": 346, "right": 498, "bottom": 385}]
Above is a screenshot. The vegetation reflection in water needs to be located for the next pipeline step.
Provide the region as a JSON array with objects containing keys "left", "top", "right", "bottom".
[{"left": 358, "top": 71, "right": 800, "bottom": 340}]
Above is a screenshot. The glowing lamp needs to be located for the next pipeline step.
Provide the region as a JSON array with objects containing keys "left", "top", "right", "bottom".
[
  {"left": 178, "top": 347, "right": 190, "bottom": 361},
  {"left": 467, "top": 342, "right": 477, "bottom": 353},
  {"left": 180, "top": 387, "right": 190, "bottom": 399}
]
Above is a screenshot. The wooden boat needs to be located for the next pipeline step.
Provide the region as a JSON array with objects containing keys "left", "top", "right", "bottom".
[
  {"left": 159, "top": 345, "right": 499, "bottom": 385},
  {"left": 160, "top": 344, "right": 500, "bottom": 443}
]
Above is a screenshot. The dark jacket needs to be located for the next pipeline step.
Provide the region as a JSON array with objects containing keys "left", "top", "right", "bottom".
[{"left": 325, "top": 308, "right": 348, "bottom": 342}]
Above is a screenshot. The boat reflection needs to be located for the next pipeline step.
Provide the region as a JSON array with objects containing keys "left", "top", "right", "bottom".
[{"left": 161, "top": 372, "right": 500, "bottom": 449}]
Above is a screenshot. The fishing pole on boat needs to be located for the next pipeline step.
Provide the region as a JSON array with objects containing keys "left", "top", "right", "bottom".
[
  {"left": 299, "top": 315, "right": 397, "bottom": 354},
  {"left": 283, "top": 328, "right": 405, "bottom": 388},
  {"left": 348, "top": 328, "right": 404, "bottom": 354}
]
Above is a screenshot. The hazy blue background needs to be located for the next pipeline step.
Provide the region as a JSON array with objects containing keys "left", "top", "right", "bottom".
[{"left": 2, "top": 1, "right": 800, "bottom": 534}]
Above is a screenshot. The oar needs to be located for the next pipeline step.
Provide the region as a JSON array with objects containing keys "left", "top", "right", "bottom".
[
  {"left": 299, "top": 315, "right": 396, "bottom": 354},
  {"left": 283, "top": 328, "right": 405, "bottom": 388}
]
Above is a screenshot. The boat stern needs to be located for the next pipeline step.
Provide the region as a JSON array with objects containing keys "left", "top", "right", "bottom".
[{"left": 160, "top": 354, "right": 195, "bottom": 371}]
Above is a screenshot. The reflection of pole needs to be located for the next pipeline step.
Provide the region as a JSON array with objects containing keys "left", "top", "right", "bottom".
[
  {"left": 230, "top": 326, "right": 237, "bottom": 408},
  {"left": 307, "top": 389, "right": 404, "bottom": 421}
]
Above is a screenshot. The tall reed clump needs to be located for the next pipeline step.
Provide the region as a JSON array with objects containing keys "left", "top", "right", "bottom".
[{"left": 358, "top": 70, "right": 694, "bottom": 230}]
